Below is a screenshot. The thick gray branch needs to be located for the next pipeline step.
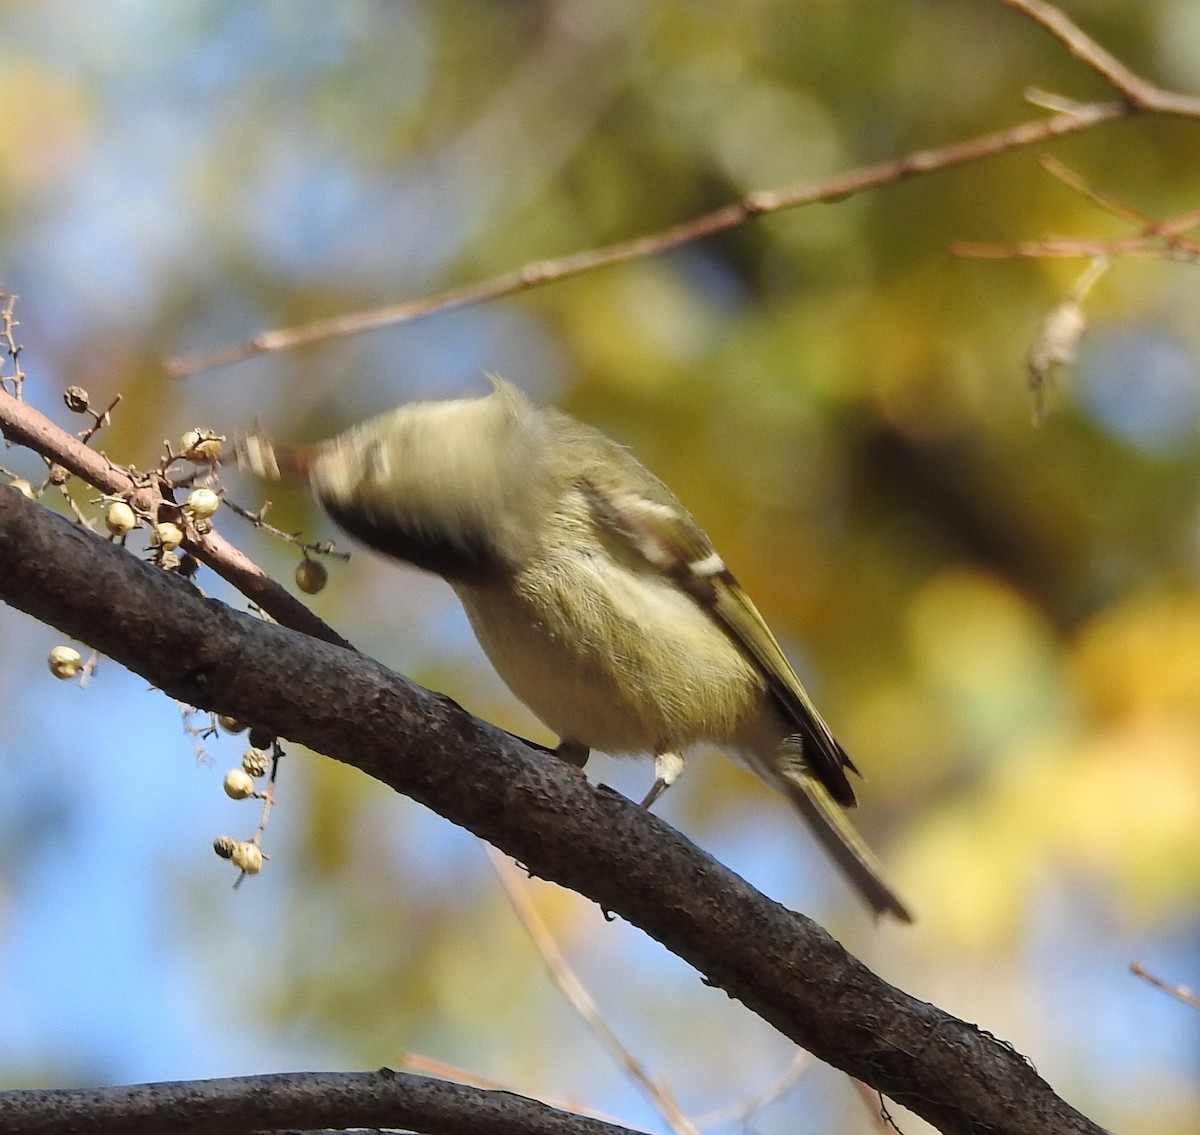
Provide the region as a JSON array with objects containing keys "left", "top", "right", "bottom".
[
  {"left": 0, "top": 1069, "right": 641, "bottom": 1135},
  {"left": 0, "top": 490, "right": 1108, "bottom": 1135}
]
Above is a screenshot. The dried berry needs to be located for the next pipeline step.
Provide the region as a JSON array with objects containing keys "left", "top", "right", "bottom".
[
  {"left": 295, "top": 558, "right": 328, "bottom": 595},
  {"left": 153, "top": 521, "right": 184, "bottom": 550},
  {"left": 48, "top": 645, "right": 82, "bottom": 680},
  {"left": 223, "top": 768, "right": 256, "bottom": 800},
  {"left": 213, "top": 835, "right": 238, "bottom": 860},
  {"left": 63, "top": 386, "right": 90, "bottom": 413},
  {"left": 186, "top": 488, "right": 220, "bottom": 519},
  {"left": 105, "top": 501, "right": 137, "bottom": 536},
  {"left": 242, "top": 749, "right": 271, "bottom": 779},
  {"left": 231, "top": 842, "right": 263, "bottom": 875}
]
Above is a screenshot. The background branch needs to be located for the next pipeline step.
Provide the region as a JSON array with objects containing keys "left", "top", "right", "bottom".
[
  {"left": 950, "top": 157, "right": 1200, "bottom": 264},
  {"left": 1000, "top": 0, "right": 1200, "bottom": 114},
  {"left": 164, "top": 102, "right": 1126, "bottom": 378},
  {"left": 165, "top": 0, "right": 1200, "bottom": 379},
  {"left": 1130, "top": 962, "right": 1200, "bottom": 1012},
  {"left": 0, "top": 487, "right": 1107, "bottom": 1135},
  {"left": 487, "top": 847, "right": 700, "bottom": 1135}
]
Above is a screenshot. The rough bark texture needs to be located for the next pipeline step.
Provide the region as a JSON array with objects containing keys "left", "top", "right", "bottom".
[
  {"left": 0, "top": 489, "right": 1109, "bottom": 1135},
  {"left": 0, "top": 1069, "right": 639, "bottom": 1135}
]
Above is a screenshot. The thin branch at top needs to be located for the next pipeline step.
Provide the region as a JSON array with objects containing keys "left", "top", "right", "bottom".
[
  {"left": 949, "top": 158, "right": 1200, "bottom": 264},
  {"left": 1000, "top": 0, "right": 1200, "bottom": 115},
  {"left": 1001, "top": 0, "right": 1159, "bottom": 105},
  {"left": 1036, "top": 154, "right": 1159, "bottom": 226},
  {"left": 165, "top": 0, "right": 1200, "bottom": 379}
]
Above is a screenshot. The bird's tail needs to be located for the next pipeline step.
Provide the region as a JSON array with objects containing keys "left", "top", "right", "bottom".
[{"left": 778, "top": 770, "right": 912, "bottom": 923}]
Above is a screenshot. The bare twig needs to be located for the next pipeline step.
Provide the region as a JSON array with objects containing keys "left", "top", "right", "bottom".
[
  {"left": 249, "top": 741, "right": 282, "bottom": 849},
  {"left": 397, "top": 1053, "right": 630, "bottom": 1128},
  {"left": 166, "top": 99, "right": 1127, "bottom": 377},
  {"left": 47, "top": 475, "right": 97, "bottom": 529},
  {"left": 221, "top": 493, "right": 350, "bottom": 560},
  {"left": 1131, "top": 961, "right": 1200, "bottom": 1011},
  {"left": 486, "top": 845, "right": 701, "bottom": 1135},
  {"left": 950, "top": 233, "right": 1200, "bottom": 264},
  {"left": 852, "top": 1079, "right": 906, "bottom": 1133},
  {"left": 179, "top": 704, "right": 219, "bottom": 764},
  {"left": 0, "top": 388, "right": 354, "bottom": 651},
  {"left": 689, "top": 1051, "right": 813, "bottom": 1130},
  {"left": 1000, "top": 0, "right": 1200, "bottom": 116},
  {"left": 399, "top": 1053, "right": 512, "bottom": 1094},
  {"left": 949, "top": 162, "right": 1200, "bottom": 264},
  {"left": 0, "top": 293, "right": 24, "bottom": 398},
  {"left": 78, "top": 393, "right": 122, "bottom": 445},
  {"left": 1037, "top": 155, "right": 1158, "bottom": 226},
  {"left": 950, "top": 155, "right": 1200, "bottom": 266},
  {"left": 166, "top": 0, "right": 1200, "bottom": 379}
]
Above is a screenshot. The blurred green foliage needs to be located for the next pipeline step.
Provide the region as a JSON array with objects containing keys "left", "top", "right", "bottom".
[{"left": 1, "top": 2, "right": 1198, "bottom": 1133}]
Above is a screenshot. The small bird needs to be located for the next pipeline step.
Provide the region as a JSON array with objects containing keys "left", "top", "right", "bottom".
[{"left": 240, "top": 377, "right": 910, "bottom": 921}]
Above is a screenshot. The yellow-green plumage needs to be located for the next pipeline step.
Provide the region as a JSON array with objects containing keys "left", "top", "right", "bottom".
[{"left": 241, "top": 377, "right": 910, "bottom": 922}]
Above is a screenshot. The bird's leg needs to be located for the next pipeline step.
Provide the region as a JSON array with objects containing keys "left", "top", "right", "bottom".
[
  {"left": 555, "top": 739, "right": 591, "bottom": 770},
  {"left": 639, "top": 751, "right": 685, "bottom": 809}
]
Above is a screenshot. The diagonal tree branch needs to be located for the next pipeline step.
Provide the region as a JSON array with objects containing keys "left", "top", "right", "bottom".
[{"left": 0, "top": 488, "right": 1109, "bottom": 1135}]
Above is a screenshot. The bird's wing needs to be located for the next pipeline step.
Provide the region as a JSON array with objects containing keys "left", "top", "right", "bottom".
[{"left": 583, "top": 470, "right": 858, "bottom": 806}]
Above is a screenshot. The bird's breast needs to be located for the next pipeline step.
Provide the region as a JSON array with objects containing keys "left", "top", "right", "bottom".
[{"left": 452, "top": 547, "right": 766, "bottom": 755}]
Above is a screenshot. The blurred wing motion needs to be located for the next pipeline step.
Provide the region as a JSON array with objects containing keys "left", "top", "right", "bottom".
[{"left": 235, "top": 433, "right": 320, "bottom": 482}]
